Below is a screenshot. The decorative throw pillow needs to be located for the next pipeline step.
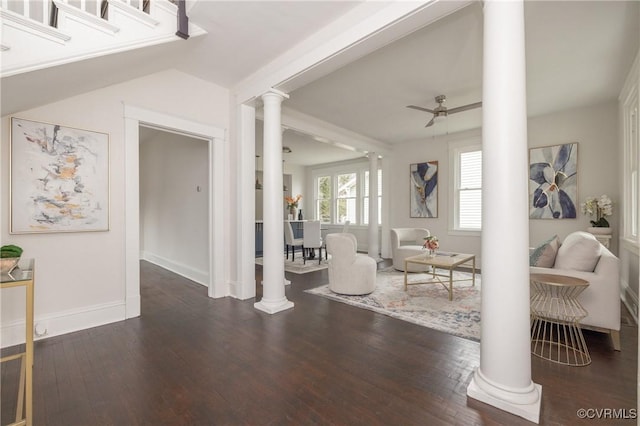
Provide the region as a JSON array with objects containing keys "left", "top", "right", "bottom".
[
  {"left": 554, "top": 231, "right": 602, "bottom": 272},
  {"left": 530, "top": 235, "right": 560, "bottom": 267}
]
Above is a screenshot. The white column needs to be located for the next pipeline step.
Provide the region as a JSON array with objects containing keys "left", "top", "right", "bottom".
[
  {"left": 254, "top": 89, "right": 294, "bottom": 314},
  {"left": 466, "top": 1, "right": 541, "bottom": 424},
  {"left": 237, "top": 103, "right": 257, "bottom": 300},
  {"left": 367, "top": 153, "right": 379, "bottom": 259}
]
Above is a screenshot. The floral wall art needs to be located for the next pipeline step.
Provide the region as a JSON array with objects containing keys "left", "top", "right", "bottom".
[
  {"left": 410, "top": 161, "right": 438, "bottom": 218},
  {"left": 10, "top": 117, "right": 110, "bottom": 233},
  {"left": 529, "top": 142, "right": 577, "bottom": 219}
]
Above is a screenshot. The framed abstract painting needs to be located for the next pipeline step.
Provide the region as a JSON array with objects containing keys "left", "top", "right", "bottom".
[
  {"left": 410, "top": 161, "right": 438, "bottom": 218},
  {"left": 529, "top": 142, "right": 577, "bottom": 219},
  {"left": 10, "top": 117, "right": 110, "bottom": 233}
]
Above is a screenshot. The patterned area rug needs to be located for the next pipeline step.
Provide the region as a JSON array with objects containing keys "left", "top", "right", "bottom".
[
  {"left": 306, "top": 267, "right": 481, "bottom": 341},
  {"left": 255, "top": 255, "right": 329, "bottom": 274}
]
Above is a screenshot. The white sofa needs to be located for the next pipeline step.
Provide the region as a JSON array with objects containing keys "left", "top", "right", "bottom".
[
  {"left": 326, "top": 233, "right": 376, "bottom": 295},
  {"left": 390, "top": 228, "right": 431, "bottom": 272},
  {"left": 529, "top": 231, "right": 621, "bottom": 350}
]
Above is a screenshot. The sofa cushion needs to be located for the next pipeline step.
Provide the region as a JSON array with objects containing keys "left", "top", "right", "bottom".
[
  {"left": 530, "top": 235, "right": 559, "bottom": 267},
  {"left": 554, "top": 231, "right": 601, "bottom": 272}
]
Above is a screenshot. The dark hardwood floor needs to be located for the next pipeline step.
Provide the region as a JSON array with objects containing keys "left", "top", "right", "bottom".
[{"left": 1, "top": 260, "right": 637, "bottom": 425}]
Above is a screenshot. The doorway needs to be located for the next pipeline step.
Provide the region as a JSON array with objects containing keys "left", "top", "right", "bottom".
[
  {"left": 123, "top": 105, "right": 227, "bottom": 319},
  {"left": 139, "top": 127, "right": 210, "bottom": 286}
]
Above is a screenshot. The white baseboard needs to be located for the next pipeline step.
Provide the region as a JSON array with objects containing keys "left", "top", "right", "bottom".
[
  {"left": 1, "top": 300, "right": 125, "bottom": 348},
  {"left": 141, "top": 251, "right": 208, "bottom": 287}
]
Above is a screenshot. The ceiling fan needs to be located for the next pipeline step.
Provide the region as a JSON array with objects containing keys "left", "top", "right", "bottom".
[{"left": 407, "top": 95, "right": 482, "bottom": 127}]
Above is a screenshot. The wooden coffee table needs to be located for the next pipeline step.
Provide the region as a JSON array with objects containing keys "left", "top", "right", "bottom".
[{"left": 403, "top": 252, "right": 476, "bottom": 301}]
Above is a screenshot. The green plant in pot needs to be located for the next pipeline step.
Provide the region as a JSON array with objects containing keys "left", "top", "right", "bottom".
[{"left": 1, "top": 244, "right": 23, "bottom": 274}]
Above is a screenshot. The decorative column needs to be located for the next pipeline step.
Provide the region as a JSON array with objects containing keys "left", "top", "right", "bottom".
[
  {"left": 466, "top": 1, "right": 541, "bottom": 423},
  {"left": 367, "top": 153, "right": 380, "bottom": 259},
  {"left": 254, "top": 89, "right": 294, "bottom": 314}
]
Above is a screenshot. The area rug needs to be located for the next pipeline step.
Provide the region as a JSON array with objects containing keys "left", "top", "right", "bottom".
[
  {"left": 255, "top": 255, "right": 329, "bottom": 274},
  {"left": 306, "top": 268, "right": 481, "bottom": 341}
]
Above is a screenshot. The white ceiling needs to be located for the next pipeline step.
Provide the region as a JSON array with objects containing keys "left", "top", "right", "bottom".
[
  {"left": 2, "top": 1, "right": 638, "bottom": 166},
  {"left": 255, "top": 119, "right": 364, "bottom": 167},
  {"left": 286, "top": 1, "right": 640, "bottom": 145}
]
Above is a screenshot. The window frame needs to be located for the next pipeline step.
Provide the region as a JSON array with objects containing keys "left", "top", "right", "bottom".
[
  {"left": 311, "top": 160, "right": 382, "bottom": 225},
  {"left": 622, "top": 75, "right": 639, "bottom": 244},
  {"left": 449, "top": 137, "right": 482, "bottom": 236},
  {"left": 363, "top": 169, "right": 382, "bottom": 225}
]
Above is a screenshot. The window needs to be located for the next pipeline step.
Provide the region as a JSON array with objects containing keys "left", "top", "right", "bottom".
[
  {"left": 623, "top": 85, "right": 639, "bottom": 240},
  {"left": 363, "top": 169, "right": 382, "bottom": 225},
  {"left": 336, "top": 172, "right": 357, "bottom": 224},
  {"left": 450, "top": 139, "right": 482, "bottom": 233},
  {"left": 316, "top": 176, "right": 331, "bottom": 223},
  {"left": 312, "top": 162, "right": 382, "bottom": 225}
]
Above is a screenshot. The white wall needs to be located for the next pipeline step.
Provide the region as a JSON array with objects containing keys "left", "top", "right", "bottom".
[
  {"left": 387, "top": 129, "right": 482, "bottom": 258},
  {"left": 528, "top": 101, "right": 620, "bottom": 252},
  {"left": 1, "top": 69, "right": 229, "bottom": 347},
  {"left": 139, "top": 129, "right": 209, "bottom": 285},
  {"left": 386, "top": 101, "right": 620, "bottom": 261}
]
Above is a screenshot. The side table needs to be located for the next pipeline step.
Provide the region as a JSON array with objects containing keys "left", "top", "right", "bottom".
[
  {"left": 530, "top": 273, "right": 591, "bottom": 366},
  {"left": 1, "top": 259, "right": 35, "bottom": 425}
]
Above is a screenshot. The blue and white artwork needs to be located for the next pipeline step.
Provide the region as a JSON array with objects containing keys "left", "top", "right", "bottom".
[
  {"left": 10, "top": 117, "right": 110, "bottom": 233},
  {"left": 410, "top": 161, "right": 438, "bottom": 218},
  {"left": 529, "top": 143, "right": 577, "bottom": 219}
]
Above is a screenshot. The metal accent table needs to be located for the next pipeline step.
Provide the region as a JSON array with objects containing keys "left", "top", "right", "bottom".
[
  {"left": 530, "top": 273, "right": 591, "bottom": 366},
  {"left": 1, "top": 258, "right": 34, "bottom": 426}
]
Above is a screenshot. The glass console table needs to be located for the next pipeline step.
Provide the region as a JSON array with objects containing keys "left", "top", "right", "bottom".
[{"left": 1, "top": 259, "right": 34, "bottom": 426}]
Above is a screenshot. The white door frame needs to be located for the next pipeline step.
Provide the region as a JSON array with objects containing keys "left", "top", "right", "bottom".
[{"left": 124, "top": 105, "right": 227, "bottom": 318}]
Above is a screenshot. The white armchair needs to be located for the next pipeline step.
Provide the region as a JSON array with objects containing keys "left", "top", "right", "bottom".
[
  {"left": 326, "top": 233, "right": 376, "bottom": 295},
  {"left": 390, "top": 228, "right": 431, "bottom": 272}
]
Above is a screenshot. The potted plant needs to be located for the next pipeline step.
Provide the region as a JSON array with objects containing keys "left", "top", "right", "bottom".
[
  {"left": 422, "top": 235, "right": 439, "bottom": 257},
  {"left": 581, "top": 195, "right": 613, "bottom": 234},
  {"left": 285, "top": 194, "right": 302, "bottom": 219}
]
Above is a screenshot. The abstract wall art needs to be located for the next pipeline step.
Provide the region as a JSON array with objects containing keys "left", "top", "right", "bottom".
[
  {"left": 529, "top": 142, "right": 578, "bottom": 219},
  {"left": 410, "top": 161, "right": 438, "bottom": 218},
  {"left": 10, "top": 117, "right": 110, "bottom": 233}
]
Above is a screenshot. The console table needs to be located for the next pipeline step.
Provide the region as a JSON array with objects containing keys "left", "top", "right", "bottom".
[
  {"left": 530, "top": 272, "right": 591, "bottom": 366},
  {"left": 1, "top": 259, "right": 35, "bottom": 426}
]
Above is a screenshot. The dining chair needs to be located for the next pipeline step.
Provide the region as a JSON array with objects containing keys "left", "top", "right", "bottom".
[
  {"left": 303, "top": 220, "right": 323, "bottom": 264},
  {"left": 284, "top": 221, "right": 304, "bottom": 261}
]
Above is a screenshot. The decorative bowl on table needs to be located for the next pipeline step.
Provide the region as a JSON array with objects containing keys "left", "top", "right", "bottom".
[{"left": 0, "top": 257, "right": 20, "bottom": 274}]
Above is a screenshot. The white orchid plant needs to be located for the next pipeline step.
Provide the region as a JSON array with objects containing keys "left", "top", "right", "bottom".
[{"left": 581, "top": 195, "right": 613, "bottom": 227}]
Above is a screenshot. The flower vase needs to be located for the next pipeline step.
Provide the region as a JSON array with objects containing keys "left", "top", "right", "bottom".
[
  {"left": 587, "top": 227, "right": 612, "bottom": 235},
  {"left": 424, "top": 248, "right": 436, "bottom": 258},
  {"left": 289, "top": 207, "right": 297, "bottom": 219}
]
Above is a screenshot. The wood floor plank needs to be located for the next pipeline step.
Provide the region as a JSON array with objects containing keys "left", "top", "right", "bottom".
[{"left": 1, "top": 259, "right": 635, "bottom": 425}]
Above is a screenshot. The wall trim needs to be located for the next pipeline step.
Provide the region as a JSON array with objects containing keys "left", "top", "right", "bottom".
[
  {"left": 621, "top": 277, "right": 639, "bottom": 324},
  {"left": 124, "top": 104, "right": 229, "bottom": 319},
  {"left": 141, "top": 251, "right": 208, "bottom": 287},
  {"left": 1, "top": 300, "right": 125, "bottom": 349}
]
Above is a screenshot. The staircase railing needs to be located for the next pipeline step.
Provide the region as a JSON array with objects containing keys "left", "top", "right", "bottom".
[{"left": 0, "top": 0, "right": 153, "bottom": 29}]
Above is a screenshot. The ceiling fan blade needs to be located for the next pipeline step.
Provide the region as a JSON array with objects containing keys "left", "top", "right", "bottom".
[
  {"left": 407, "top": 105, "right": 435, "bottom": 114},
  {"left": 424, "top": 117, "right": 435, "bottom": 127},
  {"left": 447, "top": 102, "right": 483, "bottom": 115}
]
